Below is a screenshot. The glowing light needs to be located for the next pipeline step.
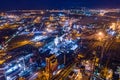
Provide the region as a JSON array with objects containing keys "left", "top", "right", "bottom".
[
  {"left": 54, "top": 37, "right": 59, "bottom": 46},
  {"left": 46, "top": 28, "right": 53, "bottom": 32},
  {"left": 110, "top": 23, "right": 116, "bottom": 30},
  {"left": 7, "top": 76, "right": 11, "bottom": 80},
  {"left": 6, "top": 65, "right": 19, "bottom": 74},
  {"left": 40, "top": 11, "right": 44, "bottom": 14},
  {"left": 18, "top": 64, "right": 22, "bottom": 68},
  {"left": 97, "top": 31, "right": 105, "bottom": 41},
  {"left": 71, "top": 44, "right": 78, "bottom": 50},
  {"left": 109, "top": 31, "right": 116, "bottom": 36},
  {"left": 7, "top": 15, "right": 16, "bottom": 18},
  {"left": 59, "top": 36, "right": 63, "bottom": 41},
  {"left": 32, "top": 35, "right": 47, "bottom": 42},
  {"left": 98, "top": 32, "right": 103, "bottom": 36}
]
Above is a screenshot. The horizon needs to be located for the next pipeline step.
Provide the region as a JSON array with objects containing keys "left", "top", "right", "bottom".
[{"left": 0, "top": 0, "right": 120, "bottom": 10}]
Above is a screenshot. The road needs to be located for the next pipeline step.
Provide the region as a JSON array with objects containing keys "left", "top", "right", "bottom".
[
  {"left": 51, "top": 62, "right": 75, "bottom": 80},
  {"left": 7, "top": 40, "right": 33, "bottom": 51},
  {"left": 29, "top": 72, "right": 38, "bottom": 80}
]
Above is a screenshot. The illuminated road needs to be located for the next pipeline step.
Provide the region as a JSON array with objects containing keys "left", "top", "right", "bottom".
[
  {"left": 7, "top": 40, "right": 33, "bottom": 51},
  {"left": 29, "top": 72, "right": 38, "bottom": 80},
  {"left": 51, "top": 62, "right": 75, "bottom": 80},
  {"left": 51, "top": 62, "right": 90, "bottom": 80},
  {"left": 0, "top": 24, "right": 19, "bottom": 30}
]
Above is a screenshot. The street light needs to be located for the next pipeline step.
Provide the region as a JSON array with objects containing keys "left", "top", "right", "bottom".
[
  {"left": 97, "top": 31, "right": 105, "bottom": 41},
  {"left": 96, "top": 31, "right": 107, "bottom": 66},
  {"left": 98, "top": 32, "right": 103, "bottom": 36}
]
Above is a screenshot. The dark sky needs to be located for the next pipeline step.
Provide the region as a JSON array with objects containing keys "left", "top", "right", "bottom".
[{"left": 0, "top": 0, "right": 120, "bottom": 10}]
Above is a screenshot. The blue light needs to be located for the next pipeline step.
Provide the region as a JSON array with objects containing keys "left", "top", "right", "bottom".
[
  {"left": 54, "top": 37, "right": 59, "bottom": 46},
  {"left": 58, "top": 64, "right": 65, "bottom": 69},
  {"left": 6, "top": 76, "right": 11, "bottom": 80},
  {"left": 41, "top": 62, "right": 46, "bottom": 67},
  {"left": 6, "top": 65, "right": 19, "bottom": 74},
  {"left": 108, "top": 30, "right": 116, "bottom": 36},
  {"left": 32, "top": 35, "right": 47, "bottom": 42}
]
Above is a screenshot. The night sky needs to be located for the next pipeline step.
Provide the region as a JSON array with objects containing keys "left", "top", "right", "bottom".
[{"left": 0, "top": 0, "right": 120, "bottom": 10}]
